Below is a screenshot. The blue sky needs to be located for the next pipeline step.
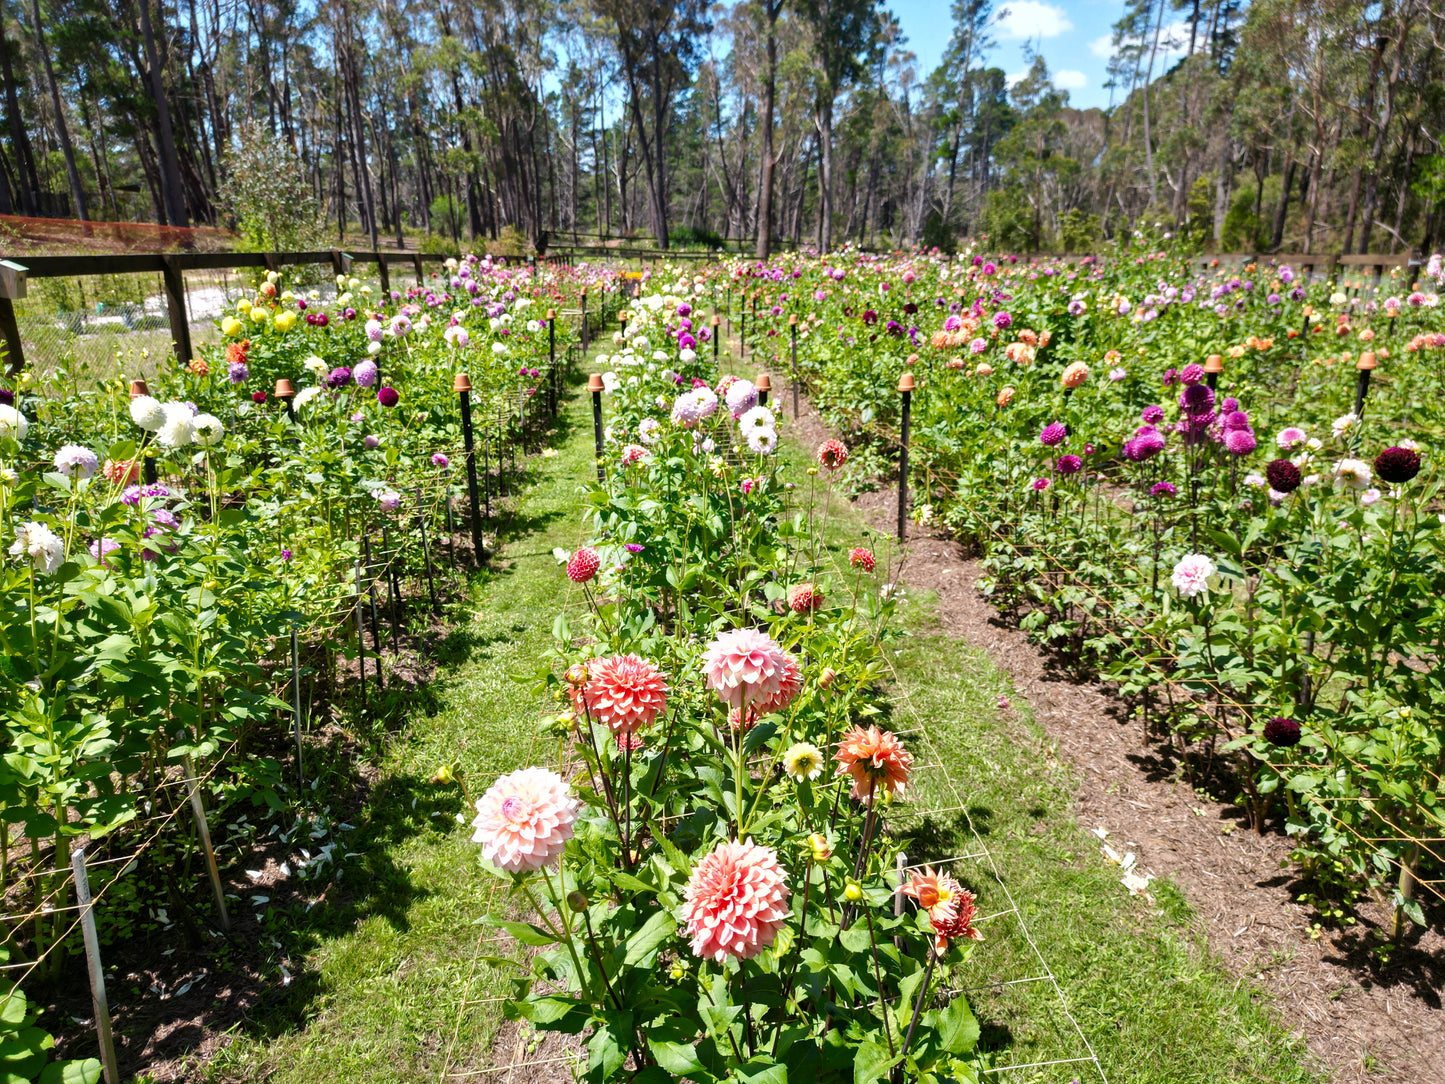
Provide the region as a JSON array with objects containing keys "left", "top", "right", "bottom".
[{"left": 888, "top": 0, "right": 1193, "bottom": 111}]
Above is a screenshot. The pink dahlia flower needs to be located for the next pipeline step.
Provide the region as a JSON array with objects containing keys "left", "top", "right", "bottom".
[
  {"left": 1170, "top": 553, "right": 1215, "bottom": 597},
  {"left": 572, "top": 654, "right": 669, "bottom": 735},
  {"left": 471, "top": 767, "right": 579, "bottom": 873},
  {"left": 701, "top": 628, "right": 796, "bottom": 709},
  {"left": 758, "top": 654, "right": 803, "bottom": 714},
  {"left": 567, "top": 547, "right": 601, "bottom": 583},
  {"left": 682, "top": 839, "right": 791, "bottom": 962}
]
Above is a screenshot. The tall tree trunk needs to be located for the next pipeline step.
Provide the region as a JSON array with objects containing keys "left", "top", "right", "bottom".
[
  {"left": 816, "top": 96, "right": 835, "bottom": 253},
  {"left": 30, "top": 0, "right": 90, "bottom": 223},
  {"left": 1141, "top": 0, "right": 1165, "bottom": 211},
  {"left": 1270, "top": 157, "right": 1295, "bottom": 250},
  {"left": 754, "top": 0, "right": 780, "bottom": 259},
  {"left": 135, "top": 0, "right": 186, "bottom": 226},
  {"left": 0, "top": 15, "right": 39, "bottom": 215}
]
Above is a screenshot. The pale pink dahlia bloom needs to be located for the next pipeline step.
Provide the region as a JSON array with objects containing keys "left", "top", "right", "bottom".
[
  {"left": 682, "top": 839, "right": 791, "bottom": 962},
  {"left": 471, "top": 767, "right": 580, "bottom": 872},
  {"left": 1170, "top": 553, "right": 1216, "bottom": 597},
  {"left": 572, "top": 654, "right": 669, "bottom": 735},
  {"left": 701, "top": 628, "right": 797, "bottom": 709}
]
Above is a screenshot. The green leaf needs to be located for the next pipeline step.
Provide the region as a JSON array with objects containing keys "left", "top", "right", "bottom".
[
  {"left": 588, "top": 1011, "right": 632, "bottom": 1079},
  {"left": 852, "top": 1039, "right": 896, "bottom": 1084},
  {"left": 482, "top": 917, "right": 557, "bottom": 946},
  {"left": 622, "top": 909, "right": 675, "bottom": 968},
  {"left": 935, "top": 995, "right": 980, "bottom": 1054},
  {"left": 610, "top": 870, "right": 660, "bottom": 896},
  {"left": 39, "top": 1059, "right": 102, "bottom": 1084},
  {"left": 737, "top": 1059, "right": 788, "bottom": 1084},
  {"left": 648, "top": 1039, "right": 705, "bottom": 1075}
]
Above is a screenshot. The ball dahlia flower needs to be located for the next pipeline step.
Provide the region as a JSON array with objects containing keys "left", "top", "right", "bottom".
[
  {"left": 53, "top": 445, "right": 99, "bottom": 480},
  {"left": 834, "top": 725, "right": 913, "bottom": 800},
  {"left": 788, "top": 582, "right": 821, "bottom": 613},
  {"left": 849, "top": 547, "right": 876, "bottom": 572},
  {"left": 1039, "top": 421, "right": 1067, "bottom": 447},
  {"left": 702, "top": 628, "right": 797, "bottom": 710},
  {"left": 1263, "top": 716, "right": 1301, "bottom": 747},
  {"left": 1060, "top": 361, "right": 1089, "bottom": 389},
  {"left": 1374, "top": 445, "right": 1421, "bottom": 484},
  {"left": 471, "top": 767, "right": 579, "bottom": 873},
  {"left": 566, "top": 547, "right": 601, "bottom": 583},
  {"left": 1265, "top": 459, "right": 1302, "bottom": 493},
  {"left": 572, "top": 654, "right": 668, "bottom": 735},
  {"left": 682, "top": 839, "right": 790, "bottom": 962}
]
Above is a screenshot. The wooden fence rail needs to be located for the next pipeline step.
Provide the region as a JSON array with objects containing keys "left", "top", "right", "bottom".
[{"left": 0, "top": 248, "right": 461, "bottom": 374}]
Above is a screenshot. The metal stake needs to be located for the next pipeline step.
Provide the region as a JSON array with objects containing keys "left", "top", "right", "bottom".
[
  {"left": 71, "top": 843, "right": 121, "bottom": 1084},
  {"left": 382, "top": 527, "right": 402, "bottom": 651},
  {"left": 354, "top": 559, "right": 368, "bottom": 705},
  {"left": 1354, "top": 351, "right": 1376, "bottom": 420},
  {"left": 417, "top": 487, "right": 440, "bottom": 616},
  {"left": 455, "top": 373, "right": 485, "bottom": 560},
  {"left": 789, "top": 315, "right": 800, "bottom": 419},
  {"left": 363, "top": 536, "right": 384, "bottom": 688},
  {"left": 897, "top": 372, "right": 915, "bottom": 542},
  {"left": 290, "top": 629, "right": 304, "bottom": 789},
  {"left": 589, "top": 373, "right": 606, "bottom": 483}
]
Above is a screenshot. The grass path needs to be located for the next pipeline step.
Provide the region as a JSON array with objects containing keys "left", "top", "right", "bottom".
[{"left": 203, "top": 366, "right": 1322, "bottom": 1084}]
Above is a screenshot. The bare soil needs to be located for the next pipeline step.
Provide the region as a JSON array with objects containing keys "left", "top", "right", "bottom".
[{"left": 779, "top": 373, "right": 1445, "bottom": 1084}]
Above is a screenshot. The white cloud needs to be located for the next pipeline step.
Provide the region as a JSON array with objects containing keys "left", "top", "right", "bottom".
[
  {"left": 1005, "top": 70, "right": 1026, "bottom": 88},
  {"left": 1054, "top": 69, "right": 1088, "bottom": 90},
  {"left": 993, "top": 1, "right": 1073, "bottom": 40},
  {"left": 1090, "top": 21, "right": 1195, "bottom": 63}
]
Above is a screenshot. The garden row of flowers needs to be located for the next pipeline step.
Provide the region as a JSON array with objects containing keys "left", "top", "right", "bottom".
[
  {"left": 469, "top": 280, "right": 986, "bottom": 1082},
  {"left": 0, "top": 254, "right": 619, "bottom": 991},
  {"left": 722, "top": 240, "right": 1445, "bottom": 930}
]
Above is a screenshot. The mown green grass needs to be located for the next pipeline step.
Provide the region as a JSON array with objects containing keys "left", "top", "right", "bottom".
[{"left": 200, "top": 371, "right": 1321, "bottom": 1084}]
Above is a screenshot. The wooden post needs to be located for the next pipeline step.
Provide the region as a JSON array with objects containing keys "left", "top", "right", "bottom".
[
  {"left": 376, "top": 255, "right": 391, "bottom": 298},
  {"left": 183, "top": 755, "right": 231, "bottom": 930},
  {"left": 456, "top": 373, "right": 485, "bottom": 561},
  {"left": 363, "top": 536, "right": 384, "bottom": 682},
  {"left": 71, "top": 843, "right": 121, "bottom": 1084},
  {"left": 897, "top": 372, "right": 915, "bottom": 542},
  {"left": 581, "top": 290, "right": 589, "bottom": 351},
  {"left": 160, "top": 254, "right": 193, "bottom": 366},
  {"left": 0, "top": 259, "right": 27, "bottom": 374},
  {"left": 589, "top": 373, "right": 606, "bottom": 483}
]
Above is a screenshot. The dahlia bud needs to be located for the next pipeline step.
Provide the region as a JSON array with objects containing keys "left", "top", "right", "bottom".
[
  {"left": 843, "top": 882, "right": 864, "bottom": 902},
  {"left": 429, "top": 764, "right": 456, "bottom": 785},
  {"left": 566, "top": 891, "right": 589, "bottom": 913},
  {"left": 818, "top": 667, "right": 838, "bottom": 690},
  {"left": 564, "top": 663, "right": 590, "bottom": 686},
  {"left": 808, "top": 832, "right": 832, "bottom": 861}
]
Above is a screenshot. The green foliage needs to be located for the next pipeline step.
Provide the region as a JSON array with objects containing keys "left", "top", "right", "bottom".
[
  {"left": 1057, "top": 208, "right": 1100, "bottom": 252},
  {"left": 0, "top": 973, "right": 101, "bottom": 1084},
  {"left": 219, "top": 124, "right": 327, "bottom": 257}
]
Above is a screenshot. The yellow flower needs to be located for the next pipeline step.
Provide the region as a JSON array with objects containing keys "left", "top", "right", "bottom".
[
  {"left": 844, "top": 882, "right": 863, "bottom": 902},
  {"left": 236, "top": 298, "right": 252, "bottom": 314},
  {"left": 220, "top": 316, "right": 243, "bottom": 337},
  {"left": 782, "top": 742, "right": 824, "bottom": 782},
  {"left": 273, "top": 311, "right": 297, "bottom": 333},
  {"left": 249, "top": 308, "right": 269, "bottom": 327}
]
